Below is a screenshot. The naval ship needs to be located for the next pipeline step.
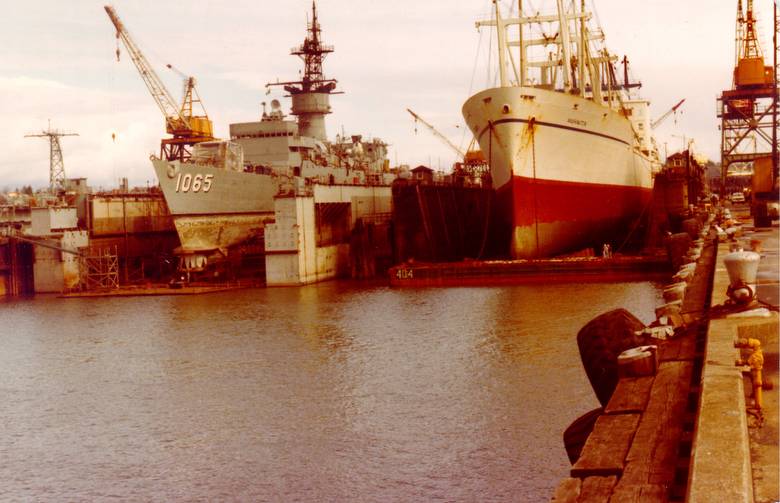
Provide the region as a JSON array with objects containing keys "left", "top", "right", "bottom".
[
  {"left": 152, "top": 2, "right": 392, "bottom": 258},
  {"left": 462, "top": 1, "right": 660, "bottom": 259}
]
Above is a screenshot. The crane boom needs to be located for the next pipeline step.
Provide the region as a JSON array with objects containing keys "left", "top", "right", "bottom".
[
  {"left": 104, "top": 5, "right": 214, "bottom": 161},
  {"left": 650, "top": 98, "right": 685, "bottom": 129},
  {"left": 104, "top": 5, "right": 187, "bottom": 133},
  {"left": 406, "top": 108, "right": 465, "bottom": 158}
]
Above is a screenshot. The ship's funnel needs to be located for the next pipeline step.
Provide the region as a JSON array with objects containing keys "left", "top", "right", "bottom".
[{"left": 723, "top": 250, "right": 760, "bottom": 303}]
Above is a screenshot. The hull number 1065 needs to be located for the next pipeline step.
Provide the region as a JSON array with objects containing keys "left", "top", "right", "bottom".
[{"left": 175, "top": 173, "right": 213, "bottom": 193}]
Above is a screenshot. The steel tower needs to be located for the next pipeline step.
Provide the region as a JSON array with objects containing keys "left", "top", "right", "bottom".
[{"left": 25, "top": 124, "right": 79, "bottom": 192}]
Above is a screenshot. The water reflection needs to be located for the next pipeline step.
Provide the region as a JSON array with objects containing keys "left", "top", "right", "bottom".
[{"left": 1, "top": 281, "right": 662, "bottom": 501}]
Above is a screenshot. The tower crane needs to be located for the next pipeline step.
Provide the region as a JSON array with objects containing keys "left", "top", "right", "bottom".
[
  {"left": 104, "top": 5, "right": 214, "bottom": 161},
  {"left": 650, "top": 98, "right": 685, "bottom": 129}
]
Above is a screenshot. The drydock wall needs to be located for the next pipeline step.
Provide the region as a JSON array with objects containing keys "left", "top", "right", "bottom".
[
  {"left": 32, "top": 230, "right": 88, "bottom": 293},
  {"left": 264, "top": 185, "right": 391, "bottom": 286}
]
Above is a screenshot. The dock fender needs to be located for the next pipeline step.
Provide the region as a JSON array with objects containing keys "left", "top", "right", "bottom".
[
  {"left": 665, "top": 232, "right": 692, "bottom": 271},
  {"left": 563, "top": 407, "right": 604, "bottom": 464},
  {"left": 576, "top": 308, "right": 647, "bottom": 406}
]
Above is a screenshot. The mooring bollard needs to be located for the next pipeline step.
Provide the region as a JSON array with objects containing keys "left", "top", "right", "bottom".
[
  {"left": 617, "top": 345, "right": 659, "bottom": 378},
  {"left": 723, "top": 250, "right": 760, "bottom": 304}
]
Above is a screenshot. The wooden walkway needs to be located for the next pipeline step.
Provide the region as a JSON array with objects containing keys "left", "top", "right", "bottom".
[{"left": 552, "top": 234, "right": 715, "bottom": 502}]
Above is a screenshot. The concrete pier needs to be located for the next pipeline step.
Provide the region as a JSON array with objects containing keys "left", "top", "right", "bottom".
[
  {"left": 552, "top": 203, "right": 779, "bottom": 502},
  {"left": 688, "top": 213, "right": 778, "bottom": 503}
]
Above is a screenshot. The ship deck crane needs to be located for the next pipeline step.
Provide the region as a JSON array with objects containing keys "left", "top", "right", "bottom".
[
  {"left": 104, "top": 5, "right": 214, "bottom": 161},
  {"left": 651, "top": 98, "right": 685, "bottom": 129},
  {"left": 406, "top": 108, "right": 465, "bottom": 158},
  {"left": 406, "top": 108, "right": 488, "bottom": 177}
]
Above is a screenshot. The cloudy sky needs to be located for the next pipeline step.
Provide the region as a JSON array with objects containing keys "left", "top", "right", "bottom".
[{"left": 1, "top": 0, "right": 776, "bottom": 190}]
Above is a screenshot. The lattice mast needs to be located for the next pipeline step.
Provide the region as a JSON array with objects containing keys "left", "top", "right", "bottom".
[
  {"left": 742, "top": 0, "right": 763, "bottom": 59},
  {"left": 25, "top": 124, "right": 79, "bottom": 192},
  {"left": 266, "top": 1, "right": 341, "bottom": 141}
]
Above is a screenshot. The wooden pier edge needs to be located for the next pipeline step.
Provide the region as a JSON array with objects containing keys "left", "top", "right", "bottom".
[{"left": 552, "top": 229, "right": 717, "bottom": 502}]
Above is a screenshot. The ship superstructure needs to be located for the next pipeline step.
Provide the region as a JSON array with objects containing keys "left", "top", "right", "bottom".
[
  {"left": 462, "top": 0, "right": 659, "bottom": 258},
  {"left": 151, "top": 2, "right": 392, "bottom": 263}
]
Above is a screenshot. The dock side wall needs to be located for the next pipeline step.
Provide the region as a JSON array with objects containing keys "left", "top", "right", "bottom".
[{"left": 266, "top": 185, "right": 390, "bottom": 286}]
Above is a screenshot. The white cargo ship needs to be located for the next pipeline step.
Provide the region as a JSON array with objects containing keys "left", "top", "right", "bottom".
[{"left": 462, "top": 1, "right": 660, "bottom": 258}]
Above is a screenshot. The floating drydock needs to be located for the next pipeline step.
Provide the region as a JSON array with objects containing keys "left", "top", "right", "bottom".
[{"left": 389, "top": 255, "right": 670, "bottom": 287}]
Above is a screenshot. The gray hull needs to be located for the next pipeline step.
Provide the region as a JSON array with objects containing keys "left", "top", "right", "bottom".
[{"left": 152, "top": 159, "right": 278, "bottom": 252}]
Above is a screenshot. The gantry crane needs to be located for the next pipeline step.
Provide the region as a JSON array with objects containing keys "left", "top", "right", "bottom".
[
  {"left": 104, "top": 5, "right": 214, "bottom": 161},
  {"left": 716, "top": 0, "right": 778, "bottom": 226},
  {"left": 25, "top": 122, "right": 79, "bottom": 192},
  {"left": 650, "top": 99, "right": 685, "bottom": 129}
]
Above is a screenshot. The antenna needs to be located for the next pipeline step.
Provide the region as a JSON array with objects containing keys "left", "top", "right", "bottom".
[{"left": 25, "top": 121, "right": 79, "bottom": 192}]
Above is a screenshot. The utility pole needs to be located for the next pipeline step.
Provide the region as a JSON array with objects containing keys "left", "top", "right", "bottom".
[{"left": 25, "top": 121, "right": 79, "bottom": 193}]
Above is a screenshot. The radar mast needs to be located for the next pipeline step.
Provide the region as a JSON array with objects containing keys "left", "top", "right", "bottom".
[{"left": 266, "top": 1, "right": 341, "bottom": 141}]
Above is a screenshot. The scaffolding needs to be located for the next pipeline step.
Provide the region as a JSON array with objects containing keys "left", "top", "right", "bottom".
[{"left": 79, "top": 246, "right": 120, "bottom": 291}]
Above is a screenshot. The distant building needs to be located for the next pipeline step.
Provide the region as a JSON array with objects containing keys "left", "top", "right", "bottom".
[
  {"left": 411, "top": 165, "right": 434, "bottom": 184},
  {"left": 665, "top": 150, "right": 706, "bottom": 204}
]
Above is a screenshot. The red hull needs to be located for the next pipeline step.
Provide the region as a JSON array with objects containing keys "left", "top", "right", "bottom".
[{"left": 498, "top": 176, "right": 653, "bottom": 258}]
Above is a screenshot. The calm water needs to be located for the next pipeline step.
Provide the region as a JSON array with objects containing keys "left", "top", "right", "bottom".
[{"left": 1, "top": 281, "right": 662, "bottom": 501}]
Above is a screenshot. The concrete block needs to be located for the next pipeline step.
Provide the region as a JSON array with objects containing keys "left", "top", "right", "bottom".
[{"left": 688, "top": 370, "right": 752, "bottom": 503}]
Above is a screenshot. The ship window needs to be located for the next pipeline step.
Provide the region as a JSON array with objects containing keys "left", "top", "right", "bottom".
[{"left": 502, "top": 104, "right": 511, "bottom": 114}]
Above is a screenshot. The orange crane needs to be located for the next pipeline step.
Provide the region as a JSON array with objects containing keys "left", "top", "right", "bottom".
[
  {"left": 733, "top": 0, "right": 773, "bottom": 88},
  {"left": 104, "top": 5, "right": 214, "bottom": 161},
  {"left": 717, "top": 0, "right": 778, "bottom": 226}
]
